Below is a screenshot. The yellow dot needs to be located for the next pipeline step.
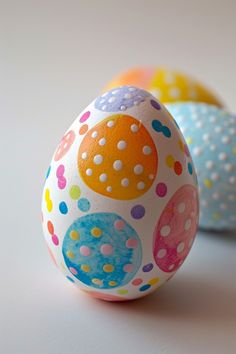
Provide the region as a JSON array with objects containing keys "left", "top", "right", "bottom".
[
  {"left": 69, "top": 185, "right": 81, "bottom": 200},
  {"left": 117, "top": 289, "right": 128, "bottom": 295},
  {"left": 186, "top": 137, "right": 193, "bottom": 145},
  {"left": 81, "top": 264, "right": 90, "bottom": 272},
  {"left": 178, "top": 140, "right": 184, "bottom": 152},
  {"left": 66, "top": 250, "right": 75, "bottom": 259},
  {"left": 204, "top": 179, "right": 212, "bottom": 188},
  {"left": 70, "top": 230, "right": 79, "bottom": 240},
  {"left": 91, "top": 227, "right": 102, "bottom": 238},
  {"left": 166, "top": 155, "right": 175, "bottom": 168},
  {"left": 45, "top": 188, "right": 50, "bottom": 200},
  {"left": 213, "top": 212, "right": 221, "bottom": 220},
  {"left": 148, "top": 277, "right": 160, "bottom": 286},
  {"left": 103, "top": 264, "right": 114, "bottom": 273},
  {"left": 47, "top": 200, "right": 53, "bottom": 212},
  {"left": 233, "top": 147, "right": 236, "bottom": 154},
  {"left": 109, "top": 281, "right": 117, "bottom": 287},
  {"left": 92, "top": 278, "right": 103, "bottom": 286}
]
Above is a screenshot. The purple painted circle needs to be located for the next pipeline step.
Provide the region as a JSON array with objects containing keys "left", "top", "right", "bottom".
[
  {"left": 156, "top": 182, "right": 167, "bottom": 197},
  {"left": 131, "top": 205, "right": 145, "bottom": 219},
  {"left": 142, "top": 263, "right": 154, "bottom": 272},
  {"left": 150, "top": 99, "right": 161, "bottom": 110}
]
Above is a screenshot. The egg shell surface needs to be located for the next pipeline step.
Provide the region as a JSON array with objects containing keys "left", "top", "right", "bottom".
[
  {"left": 105, "top": 67, "right": 223, "bottom": 107},
  {"left": 42, "top": 86, "right": 199, "bottom": 301},
  {"left": 167, "top": 102, "right": 236, "bottom": 231}
]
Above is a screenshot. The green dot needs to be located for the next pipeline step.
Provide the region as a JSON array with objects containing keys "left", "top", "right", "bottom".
[
  {"left": 117, "top": 289, "right": 128, "bottom": 295},
  {"left": 69, "top": 185, "right": 81, "bottom": 200}
]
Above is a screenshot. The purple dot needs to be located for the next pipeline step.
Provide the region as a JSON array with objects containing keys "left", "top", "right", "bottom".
[
  {"left": 156, "top": 182, "right": 167, "bottom": 197},
  {"left": 131, "top": 205, "right": 145, "bottom": 219},
  {"left": 142, "top": 263, "right": 153, "bottom": 272},
  {"left": 150, "top": 99, "right": 161, "bottom": 110}
]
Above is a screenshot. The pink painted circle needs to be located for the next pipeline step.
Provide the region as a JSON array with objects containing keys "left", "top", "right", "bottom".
[
  {"left": 54, "top": 130, "right": 75, "bottom": 161},
  {"left": 153, "top": 184, "right": 199, "bottom": 273}
]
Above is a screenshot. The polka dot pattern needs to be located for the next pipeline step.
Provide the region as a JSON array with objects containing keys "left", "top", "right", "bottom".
[{"left": 167, "top": 102, "right": 236, "bottom": 230}]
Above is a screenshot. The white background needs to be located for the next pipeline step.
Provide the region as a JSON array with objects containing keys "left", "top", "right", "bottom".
[{"left": 1, "top": 1, "right": 236, "bottom": 353}]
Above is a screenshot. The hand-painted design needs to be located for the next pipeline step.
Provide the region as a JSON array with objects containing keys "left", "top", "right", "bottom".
[
  {"left": 54, "top": 130, "right": 75, "bottom": 161},
  {"left": 62, "top": 213, "right": 142, "bottom": 289},
  {"left": 47, "top": 220, "right": 59, "bottom": 246},
  {"left": 152, "top": 119, "right": 171, "bottom": 138},
  {"left": 77, "top": 198, "right": 91, "bottom": 212},
  {"left": 45, "top": 166, "right": 51, "bottom": 179},
  {"left": 56, "top": 165, "right": 66, "bottom": 189},
  {"left": 45, "top": 188, "right": 53, "bottom": 212},
  {"left": 95, "top": 86, "right": 150, "bottom": 112},
  {"left": 79, "top": 124, "right": 89, "bottom": 135},
  {"left": 153, "top": 184, "right": 199, "bottom": 272},
  {"left": 59, "top": 201, "right": 68, "bottom": 214},
  {"left": 78, "top": 114, "right": 158, "bottom": 200},
  {"left": 150, "top": 99, "right": 161, "bottom": 110},
  {"left": 130, "top": 205, "right": 145, "bottom": 219},
  {"left": 156, "top": 182, "right": 167, "bottom": 197},
  {"left": 82, "top": 289, "right": 128, "bottom": 301},
  {"left": 167, "top": 102, "right": 236, "bottom": 230},
  {"left": 166, "top": 154, "right": 183, "bottom": 175},
  {"left": 79, "top": 111, "right": 91, "bottom": 123},
  {"left": 69, "top": 185, "right": 81, "bottom": 200},
  {"left": 142, "top": 263, "right": 153, "bottom": 272},
  {"left": 66, "top": 276, "right": 75, "bottom": 283}
]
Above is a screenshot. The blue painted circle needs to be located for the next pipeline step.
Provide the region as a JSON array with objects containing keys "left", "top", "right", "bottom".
[
  {"left": 139, "top": 284, "right": 151, "bottom": 292},
  {"left": 59, "top": 201, "right": 68, "bottom": 214},
  {"left": 77, "top": 198, "right": 91, "bottom": 212},
  {"left": 62, "top": 212, "right": 142, "bottom": 289}
]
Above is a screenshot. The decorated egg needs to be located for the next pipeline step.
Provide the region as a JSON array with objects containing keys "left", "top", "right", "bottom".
[
  {"left": 42, "top": 86, "right": 199, "bottom": 301},
  {"left": 105, "top": 67, "right": 223, "bottom": 107},
  {"left": 167, "top": 102, "right": 236, "bottom": 231}
]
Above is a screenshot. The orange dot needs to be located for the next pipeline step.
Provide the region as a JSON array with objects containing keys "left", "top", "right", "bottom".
[
  {"left": 79, "top": 124, "right": 89, "bottom": 135},
  {"left": 47, "top": 220, "right": 54, "bottom": 235},
  {"left": 166, "top": 155, "right": 175, "bottom": 168},
  {"left": 174, "top": 161, "right": 182, "bottom": 175}
]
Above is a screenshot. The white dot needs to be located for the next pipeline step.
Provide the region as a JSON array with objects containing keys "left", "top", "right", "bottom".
[
  {"left": 120, "top": 105, "right": 126, "bottom": 111},
  {"left": 184, "top": 219, "right": 192, "bottom": 231},
  {"left": 209, "top": 115, "right": 216, "bottom": 123},
  {"left": 220, "top": 203, "right": 228, "bottom": 210},
  {"left": 177, "top": 242, "right": 185, "bottom": 253},
  {"left": 128, "top": 87, "right": 136, "bottom": 92},
  {"left": 215, "top": 126, "right": 223, "bottom": 133},
  {"left": 211, "top": 172, "right": 220, "bottom": 181},
  {"left": 230, "top": 128, "right": 236, "bottom": 135},
  {"left": 81, "top": 152, "right": 88, "bottom": 160},
  {"left": 100, "top": 98, "right": 105, "bottom": 104},
  {"left": 149, "top": 174, "right": 154, "bottom": 180},
  {"left": 91, "top": 131, "right": 98, "bottom": 138},
  {"left": 106, "top": 186, "right": 112, "bottom": 192},
  {"left": 229, "top": 176, "right": 236, "bottom": 184},
  {"left": 210, "top": 145, "right": 216, "bottom": 151},
  {"left": 212, "top": 192, "right": 220, "bottom": 200},
  {"left": 117, "top": 140, "right": 127, "bottom": 150},
  {"left": 168, "top": 264, "right": 175, "bottom": 271},
  {"left": 196, "top": 121, "right": 203, "bottom": 129},
  {"left": 112, "top": 89, "right": 119, "bottom": 95},
  {"left": 93, "top": 154, "right": 103, "bottom": 165},
  {"left": 193, "top": 147, "right": 203, "bottom": 156},
  {"left": 178, "top": 202, "right": 186, "bottom": 213},
  {"left": 137, "top": 181, "right": 145, "bottom": 190},
  {"left": 224, "top": 163, "right": 234, "bottom": 172},
  {"left": 99, "top": 173, "right": 107, "bottom": 182},
  {"left": 157, "top": 249, "right": 167, "bottom": 259},
  {"left": 134, "top": 164, "right": 143, "bottom": 175},
  {"left": 107, "top": 120, "right": 115, "bottom": 128},
  {"left": 121, "top": 178, "right": 129, "bottom": 187},
  {"left": 99, "top": 138, "right": 106, "bottom": 146},
  {"left": 203, "top": 133, "right": 210, "bottom": 141},
  {"left": 86, "top": 168, "right": 93, "bottom": 176},
  {"left": 160, "top": 225, "right": 171, "bottom": 237},
  {"left": 113, "top": 160, "right": 123, "bottom": 171},
  {"left": 102, "top": 92, "right": 108, "bottom": 97},
  {"left": 201, "top": 199, "right": 208, "bottom": 207},
  {"left": 205, "top": 160, "right": 214, "bottom": 170},
  {"left": 124, "top": 93, "right": 132, "bottom": 99},
  {"left": 218, "top": 152, "right": 227, "bottom": 161},
  {"left": 169, "top": 87, "right": 180, "bottom": 98},
  {"left": 228, "top": 194, "right": 236, "bottom": 201},
  {"left": 108, "top": 96, "right": 116, "bottom": 103},
  {"left": 222, "top": 135, "right": 231, "bottom": 144},
  {"left": 143, "top": 145, "right": 152, "bottom": 155},
  {"left": 131, "top": 124, "right": 139, "bottom": 132},
  {"left": 102, "top": 105, "right": 107, "bottom": 111}
]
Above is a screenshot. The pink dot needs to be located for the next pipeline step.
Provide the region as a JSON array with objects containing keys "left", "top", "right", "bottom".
[
  {"left": 132, "top": 278, "right": 143, "bottom": 286},
  {"left": 56, "top": 164, "right": 65, "bottom": 178},
  {"left": 100, "top": 244, "right": 113, "bottom": 255},
  {"left": 69, "top": 267, "right": 78, "bottom": 275},
  {"left": 52, "top": 234, "right": 59, "bottom": 246},
  {"left": 114, "top": 219, "right": 125, "bottom": 230},
  {"left": 80, "top": 111, "right": 90, "bottom": 123},
  {"left": 126, "top": 238, "right": 138, "bottom": 248},
  {"left": 123, "top": 264, "right": 133, "bottom": 273},
  {"left": 156, "top": 182, "right": 167, "bottom": 197},
  {"left": 80, "top": 245, "right": 91, "bottom": 256}
]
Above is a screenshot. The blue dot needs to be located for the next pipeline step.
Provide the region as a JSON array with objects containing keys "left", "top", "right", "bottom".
[
  {"left": 188, "top": 162, "right": 193, "bottom": 175},
  {"left": 77, "top": 198, "right": 91, "bottom": 212},
  {"left": 66, "top": 276, "right": 75, "bottom": 283},
  {"left": 59, "top": 201, "right": 68, "bottom": 214},
  {"left": 45, "top": 166, "right": 51, "bottom": 179},
  {"left": 139, "top": 284, "right": 151, "bottom": 292}
]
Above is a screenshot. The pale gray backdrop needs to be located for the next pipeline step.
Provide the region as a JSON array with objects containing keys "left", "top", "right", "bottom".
[{"left": 1, "top": 1, "right": 236, "bottom": 353}]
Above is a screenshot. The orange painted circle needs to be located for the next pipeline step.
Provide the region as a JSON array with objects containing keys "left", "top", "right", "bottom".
[{"left": 78, "top": 115, "right": 158, "bottom": 200}]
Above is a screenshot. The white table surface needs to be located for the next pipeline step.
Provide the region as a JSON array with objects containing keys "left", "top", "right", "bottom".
[{"left": 1, "top": 1, "right": 236, "bottom": 353}]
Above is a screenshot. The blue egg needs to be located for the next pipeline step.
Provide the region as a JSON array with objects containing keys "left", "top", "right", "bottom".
[
  {"left": 62, "top": 213, "right": 142, "bottom": 289},
  {"left": 167, "top": 102, "right": 236, "bottom": 230}
]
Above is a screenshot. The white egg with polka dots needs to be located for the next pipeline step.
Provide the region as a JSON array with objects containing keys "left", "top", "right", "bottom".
[
  {"left": 167, "top": 102, "right": 236, "bottom": 231},
  {"left": 42, "top": 86, "right": 199, "bottom": 301}
]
